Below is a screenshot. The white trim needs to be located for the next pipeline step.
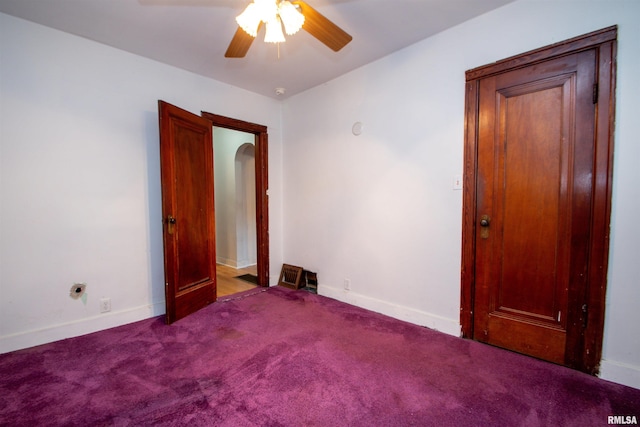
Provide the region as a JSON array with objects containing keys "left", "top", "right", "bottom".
[
  {"left": 599, "top": 359, "right": 640, "bottom": 390},
  {"left": 0, "top": 301, "right": 165, "bottom": 354},
  {"left": 236, "top": 261, "right": 257, "bottom": 269},
  {"left": 216, "top": 257, "right": 238, "bottom": 268},
  {"left": 319, "top": 285, "right": 461, "bottom": 337}
]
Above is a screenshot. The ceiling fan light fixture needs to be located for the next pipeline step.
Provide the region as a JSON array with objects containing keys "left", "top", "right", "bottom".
[
  {"left": 278, "top": 1, "right": 305, "bottom": 35},
  {"left": 236, "top": 0, "right": 304, "bottom": 41},
  {"left": 236, "top": 3, "right": 261, "bottom": 37},
  {"left": 264, "top": 17, "right": 286, "bottom": 43},
  {"left": 228, "top": 0, "right": 352, "bottom": 58}
]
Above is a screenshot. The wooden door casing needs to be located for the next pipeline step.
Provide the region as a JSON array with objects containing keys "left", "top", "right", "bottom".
[
  {"left": 461, "top": 27, "right": 617, "bottom": 374},
  {"left": 200, "top": 112, "right": 270, "bottom": 289}
]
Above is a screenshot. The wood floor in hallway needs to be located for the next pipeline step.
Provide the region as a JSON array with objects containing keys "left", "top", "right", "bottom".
[{"left": 217, "top": 264, "right": 259, "bottom": 297}]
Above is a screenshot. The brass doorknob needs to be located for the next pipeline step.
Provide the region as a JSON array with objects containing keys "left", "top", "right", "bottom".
[{"left": 479, "top": 215, "right": 490, "bottom": 239}]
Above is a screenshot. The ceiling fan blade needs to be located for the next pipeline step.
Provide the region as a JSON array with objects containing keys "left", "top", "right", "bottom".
[
  {"left": 225, "top": 26, "right": 255, "bottom": 58},
  {"left": 293, "top": 1, "right": 352, "bottom": 52}
]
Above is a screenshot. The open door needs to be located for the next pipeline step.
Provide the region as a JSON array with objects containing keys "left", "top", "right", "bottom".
[{"left": 159, "top": 101, "right": 217, "bottom": 324}]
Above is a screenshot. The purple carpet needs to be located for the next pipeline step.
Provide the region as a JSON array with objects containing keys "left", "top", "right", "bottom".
[{"left": 1, "top": 287, "right": 638, "bottom": 426}]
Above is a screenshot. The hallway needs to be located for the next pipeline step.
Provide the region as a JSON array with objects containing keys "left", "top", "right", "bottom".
[{"left": 217, "top": 264, "right": 258, "bottom": 297}]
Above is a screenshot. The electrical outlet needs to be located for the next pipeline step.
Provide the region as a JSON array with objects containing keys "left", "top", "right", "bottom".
[
  {"left": 344, "top": 279, "right": 351, "bottom": 291},
  {"left": 100, "top": 298, "right": 111, "bottom": 313}
]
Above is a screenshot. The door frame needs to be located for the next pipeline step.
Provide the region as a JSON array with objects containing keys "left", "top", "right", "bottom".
[
  {"left": 201, "top": 111, "right": 270, "bottom": 288},
  {"left": 460, "top": 26, "right": 617, "bottom": 374}
]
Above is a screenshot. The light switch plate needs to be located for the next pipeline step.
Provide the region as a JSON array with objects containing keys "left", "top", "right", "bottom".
[{"left": 453, "top": 175, "right": 463, "bottom": 190}]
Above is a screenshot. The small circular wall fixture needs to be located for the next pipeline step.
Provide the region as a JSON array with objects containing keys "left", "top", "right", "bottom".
[
  {"left": 352, "top": 121, "right": 363, "bottom": 136},
  {"left": 275, "top": 87, "right": 286, "bottom": 96}
]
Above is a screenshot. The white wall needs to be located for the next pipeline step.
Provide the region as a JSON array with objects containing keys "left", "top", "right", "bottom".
[
  {"left": 282, "top": 0, "right": 640, "bottom": 389},
  {"left": 0, "top": 13, "right": 284, "bottom": 353},
  {"left": 213, "top": 127, "right": 256, "bottom": 268},
  {"left": 235, "top": 143, "right": 258, "bottom": 267}
]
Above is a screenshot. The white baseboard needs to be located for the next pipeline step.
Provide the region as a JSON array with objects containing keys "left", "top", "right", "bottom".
[
  {"left": 216, "top": 257, "right": 238, "bottom": 267},
  {"left": 0, "top": 301, "right": 165, "bottom": 354},
  {"left": 236, "top": 261, "right": 257, "bottom": 269},
  {"left": 217, "top": 258, "right": 256, "bottom": 269},
  {"left": 236, "top": 259, "right": 257, "bottom": 268},
  {"left": 599, "top": 359, "right": 640, "bottom": 390},
  {"left": 318, "top": 285, "right": 461, "bottom": 337}
]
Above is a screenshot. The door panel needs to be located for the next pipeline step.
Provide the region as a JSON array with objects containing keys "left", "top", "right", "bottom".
[
  {"left": 473, "top": 51, "right": 595, "bottom": 364},
  {"left": 159, "top": 101, "right": 216, "bottom": 324},
  {"left": 461, "top": 26, "right": 617, "bottom": 374}
]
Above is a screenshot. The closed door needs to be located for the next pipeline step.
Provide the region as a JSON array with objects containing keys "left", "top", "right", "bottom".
[
  {"left": 461, "top": 27, "right": 617, "bottom": 373},
  {"left": 474, "top": 50, "right": 596, "bottom": 364}
]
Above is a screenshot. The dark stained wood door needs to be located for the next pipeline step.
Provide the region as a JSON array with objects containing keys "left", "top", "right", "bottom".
[
  {"left": 473, "top": 51, "right": 596, "bottom": 364},
  {"left": 159, "top": 101, "right": 217, "bottom": 324},
  {"left": 461, "top": 27, "right": 617, "bottom": 373}
]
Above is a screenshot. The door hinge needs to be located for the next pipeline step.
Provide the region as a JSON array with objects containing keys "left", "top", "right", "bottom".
[
  {"left": 592, "top": 83, "right": 598, "bottom": 104},
  {"left": 582, "top": 303, "right": 589, "bottom": 329}
]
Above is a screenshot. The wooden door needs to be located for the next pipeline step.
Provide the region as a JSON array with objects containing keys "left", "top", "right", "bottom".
[
  {"left": 474, "top": 50, "right": 596, "bottom": 364},
  {"left": 461, "top": 27, "right": 617, "bottom": 373},
  {"left": 159, "top": 101, "right": 217, "bottom": 324}
]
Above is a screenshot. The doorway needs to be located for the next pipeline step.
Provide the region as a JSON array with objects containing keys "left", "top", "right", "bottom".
[
  {"left": 460, "top": 27, "right": 617, "bottom": 374},
  {"left": 159, "top": 102, "right": 269, "bottom": 324},
  {"left": 213, "top": 128, "right": 259, "bottom": 296},
  {"left": 202, "top": 111, "right": 270, "bottom": 291}
]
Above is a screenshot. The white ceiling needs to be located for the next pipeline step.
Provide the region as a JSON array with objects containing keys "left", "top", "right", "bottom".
[{"left": 0, "top": 0, "right": 514, "bottom": 99}]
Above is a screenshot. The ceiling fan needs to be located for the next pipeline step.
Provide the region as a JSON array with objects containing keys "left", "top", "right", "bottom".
[{"left": 225, "top": 0, "right": 352, "bottom": 58}]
